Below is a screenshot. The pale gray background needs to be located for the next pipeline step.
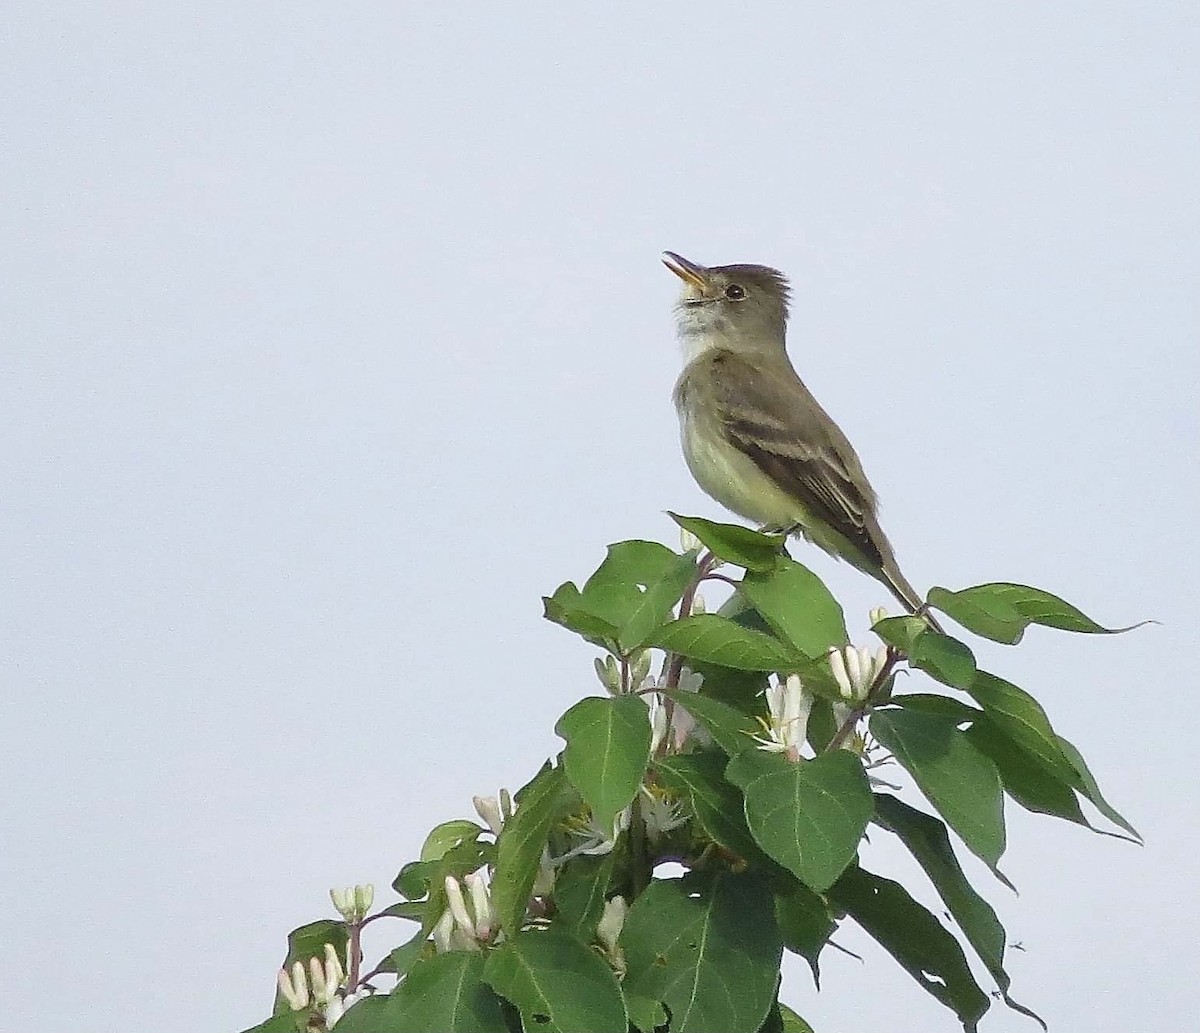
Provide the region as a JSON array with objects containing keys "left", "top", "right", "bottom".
[{"left": 3, "top": 3, "right": 1197, "bottom": 1031}]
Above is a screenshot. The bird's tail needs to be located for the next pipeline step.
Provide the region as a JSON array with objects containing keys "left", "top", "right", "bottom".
[{"left": 880, "top": 561, "right": 946, "bottom": 636}]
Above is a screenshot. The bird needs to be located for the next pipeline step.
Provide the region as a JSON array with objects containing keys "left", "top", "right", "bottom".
[{"left": 662, "top": 250, "right": 941, "bottom": 631}]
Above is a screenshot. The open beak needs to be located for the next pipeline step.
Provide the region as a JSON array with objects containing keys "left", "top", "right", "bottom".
[{"left": 661, "top": 251, "right": 711, "bottom": 292}]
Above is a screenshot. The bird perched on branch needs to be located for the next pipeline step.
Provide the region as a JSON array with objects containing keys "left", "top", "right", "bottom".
[{"left": 663, "top": 250, "right": 941, "bottom": 631}]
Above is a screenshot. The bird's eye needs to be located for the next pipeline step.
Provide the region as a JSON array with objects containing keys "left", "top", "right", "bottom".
[{"left": 724, "top": 284, "right": 747, "bottom": 300}]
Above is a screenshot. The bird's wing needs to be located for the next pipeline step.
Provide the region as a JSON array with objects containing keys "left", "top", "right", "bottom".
[{"left": 705, "top": 350, "right": 886, "bottom": 569}]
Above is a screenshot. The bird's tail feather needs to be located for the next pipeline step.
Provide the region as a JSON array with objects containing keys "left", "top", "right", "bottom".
[{"left": 881, "top": 563, "right": 946, "bottom": 635}]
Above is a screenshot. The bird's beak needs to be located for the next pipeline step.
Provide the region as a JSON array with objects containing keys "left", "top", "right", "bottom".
[{"left": 661, "top": 251, "right": 711, "bottom": 291}]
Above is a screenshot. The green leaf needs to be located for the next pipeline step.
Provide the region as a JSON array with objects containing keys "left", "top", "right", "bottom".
[
  {"left": 543, "top": 582, "right": 621, "bottom": 649},
  {"left": 583, "top": 540, "right": 699, "bottom": 651},
  {"left": 965, "top": 672, "right": 1076, "bottom": 781},
  {"left": 493, "top": 765, "right": 566, "bottom": 936},
  {"left": 379, "top": 930, "right": 431, "bottom": 980},
  {"left": 777, "top": 1004, "right": 815, "bottom": 1033},
  {"left": 658, "top": 689, "right": 759, "bottom": 756},
  {"left": 870, "top": 709, "right": 1006, "bottom": 871},
  {"left": 363, "top": 952, "right": 508, "bottom": 1033},
  {"left": 738, "top": 558, "right": 848, "bottom": 659},
  {"left": 625, "top": 993, "right": 669, "bottom": 1033},
  {"left": 394, "top": 837, "right": 494, "bottom": 905},
  {"left": 543, "top": 541, "right": 699, "bottom": 653},
  {"left": 622, "top": 871, "right": 783, "bottom": 1033},
  {"left": 1056, "top": 734, "right": 1142, "bottom": 841},
  {"left": 829, "top": 866, "right": 990, "bottom": 1031},
  {"left": 873, "top": 795, "right": 1046, "bottom": 1029},
  {"left": 651, "top": 614, "right": 800, "bottom": 671},
  {"left": 965, "top": 720, "right": 1090, "bottom": 826},
  {"left": 726, "top": 750, "right": 873, "bottom": 891},
  {"left": 326, "top": 995, "right": 391, "bottom": 1033},
  {"left": 874, "top": 618, "right": 978, "bottom": 690},
  {"left": 551, "top": 853, "right": 615, "bottom": 941},
  {"left": 483, "top": 929, "right": 627, "bottom": 1033},
  {"left": 421, "top": 820, "right": 484, "bottom": 861},
  {"left": 910, "top": 633, "right": 978, "bottom": 691},
  {"left": 655, "top": 752, "right": 763, "bottom": 864},
  {"left": 556, "top": 696, "right": 652, "bottom": 829},
  {"left": 238, "top": 1014, "right": 302, "bottom": 1033},
  {"left": 774, "top": 880, "right": 837, "bottom": 986},
  {"left": 927, "top": 582, "right": 1133, "bottom": 645},
  {"left": 669, "top": 512, "right": 787, "bottom": 571}
]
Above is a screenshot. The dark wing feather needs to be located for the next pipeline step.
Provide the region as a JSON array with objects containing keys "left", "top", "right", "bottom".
[{"left": 706, "top": 350, "right": 887, "bottom": 569}]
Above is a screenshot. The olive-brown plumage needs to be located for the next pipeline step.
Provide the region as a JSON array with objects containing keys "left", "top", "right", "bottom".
[{"left": 663, "top": 250, "right": 936, "bottom": 624}]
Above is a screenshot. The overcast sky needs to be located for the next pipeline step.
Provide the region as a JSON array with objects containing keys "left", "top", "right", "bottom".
[{"left": 3, "top": 4, "right": 1197, "bottom": 1031}]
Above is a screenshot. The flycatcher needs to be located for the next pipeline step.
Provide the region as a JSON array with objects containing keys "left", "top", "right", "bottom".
[{"left": 663, "top": 250, "right": 938, "bottom": 627}]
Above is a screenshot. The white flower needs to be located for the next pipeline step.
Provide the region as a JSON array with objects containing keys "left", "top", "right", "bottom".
[
  {"left": 640, "top": 784, "right": 688, "bottom": 840},
  {"left": 278, "top": 961, "right": 309, "bottom": 1010},
  {"left": 593, "top": 655, "right": 621, "bottom": 694},
  {"left": 869, "top": 606, "right": 889, "bottom": 628},
  {"left": 532, "top": 844, "right": 556, "bottom": 896},
  {"left": 828, "top": 644, "right": 889, "bottom": 702},
  {"left": 642, "top": 668, "right": 705, "bottom": 753},
  {"left": 754, "top": 674, "right": 812, "bottom": 761},
  {"left": 464, "top": 870, "right": 495, "bottom": 941},
  {"left": 831, "top": 701, "right": 863, "bottom": 751},
  {"left": 330, "top": 884, "right": 374, "bottom": 923},
  {"left": 557, "top": 807, "right": 632, "bottom": 862},
  {"left": 473, "top": 789, "right": 513, "bottom": 836},
  {"left": 629, "top": 649, "right": 652, "bottom": 687},
  {"left": 597, "top": 896, "right": 628, "bottom": 976},
  {"left": 437, "top": 870, "right": 497, "bottom": 951}
]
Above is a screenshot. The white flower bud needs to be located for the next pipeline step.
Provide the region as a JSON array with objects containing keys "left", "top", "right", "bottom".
[
  {"left": 630, "top": 649, "right": 652, "bottom": 687},
  {"left": 444, "top": 876, "right": 474, "bottom": 938},
  {"left": 473, "top": 794, "right": 505, "bottom": 836},
  {"left": 679, "top": 528, "right": 703, "bottom": 554},
  {"left": 869, "top": 606, "right": 888, "bottom": 627},
  {"left": 691, "top": 592, "right": 707, "bottom": 615},
  {"left": 594, "top": 655, "right": 621, "bottom": 693},
  {"left": 465, "top": 871, "right": 494, "bottom": 941},
  {"left": 278, "top": 963, "right": 309, "bottom": 1010},
  {"left": 432, "top": 908, "right": 455, "bottom": 953},
  {"left": 353, "top": 884, "right": 374, "bottom": 916},
  {"left": 597, "top": 896, "right": 627, "bottom": 953},
  {"left": 324, "top": 942, "right": 345, "bottom": 988}
]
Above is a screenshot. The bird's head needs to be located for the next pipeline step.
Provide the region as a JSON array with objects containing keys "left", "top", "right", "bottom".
[{"left": 662, "top": 251, "right": 791, "bottom": 352}]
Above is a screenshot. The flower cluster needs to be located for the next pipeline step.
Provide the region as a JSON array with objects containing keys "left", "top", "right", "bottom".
[
  {"left": 277, "top": 943, "right": 360, "bottom": 1028},
  {"left": 433, "top": 870, "right": 497, "bottom": 952}
]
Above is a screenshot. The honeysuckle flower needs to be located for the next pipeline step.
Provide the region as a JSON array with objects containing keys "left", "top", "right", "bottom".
[
  {"left": 278, "top": 960, "right": 310, "bottom": 1010},
  {"left": 308, "top": 947, "right": 341, "bottom": 1007},
  {"left": 597, "top": 896, "right": 628, "bottom": 976},
  {"left": 444, "top": 876, "right": 478, "bottom": 944},
  {"left": 558, "top": 806, "right": 632, "bottom": 862},
  {"left": 831, "top": 701, "right": 865, "bottom": 752},
  {"left": 869, "top": 606, "right": 888, "bottom": 628},
  {"left": 629, "top": 649, "right": 652, "bottom": 687},
  {"left": 640, "top": 784, "right": 688, "bottom": 840},
  {"left": 473, "top": 789, "right": 514, "bottom": 836},
  {"left": 594, "top": 655, "right": 621, "bottom": 694},
  {"left": 754, "top": 674, "right": 812, "bottom": 761},
  {"left": 325, "top": 989, "right": 364, "bottom": 1027},
  {"left": 436, "top": 870, "right": 498, "bottom": 952},
  {"left": 464, "top": 870, "right": 495, "bottom": 941},
  {"left": 642, "top": 668, "right": 705, "bottom": 753},
  {"left": 829, "top": 644, "right": 888, "bottom": 702},
  {"left": 431, "top": 907, "right": 456, "bottom": 953},
  {"left": 532, "top": 845, "right": 556, "bottom": 896},
  {"left": 330, "top": 884, "right": 374, "bottom": 923}
]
